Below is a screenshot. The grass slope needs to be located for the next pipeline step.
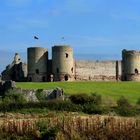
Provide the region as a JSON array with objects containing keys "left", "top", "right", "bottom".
[{"left": 16, "top": 81, "right": 140, "bottom": 104}]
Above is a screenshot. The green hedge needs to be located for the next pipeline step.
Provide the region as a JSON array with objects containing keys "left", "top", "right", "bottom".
[{"left": 69, "top": 93, "right": 101, "bottom": 105}]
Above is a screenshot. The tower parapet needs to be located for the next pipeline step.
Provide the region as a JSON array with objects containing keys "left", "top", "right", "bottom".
[
  {"left": 122, "top": 49, "right": 140, "bottom": 81},
  {"left": 52, "top": 45, "right": 75, "bottom": 81}
]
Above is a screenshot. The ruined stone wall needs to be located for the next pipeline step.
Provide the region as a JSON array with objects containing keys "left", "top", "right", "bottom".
[
  {"left": 75, "top": 60, "right": 122, "bottom": 81},
  {"left": 13, "top": 87, "right": 64, "bottom": 102},
  {"left": 1, "top": 53, "right": 27, "bottom": 82}
]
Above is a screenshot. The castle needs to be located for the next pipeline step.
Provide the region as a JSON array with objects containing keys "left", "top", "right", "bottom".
[{"left": 1, "top": 45, "right": 140, "bottom": 82}]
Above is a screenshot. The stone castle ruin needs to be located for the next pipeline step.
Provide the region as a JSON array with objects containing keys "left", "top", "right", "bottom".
[
  {"left": 1, "top": 45, "right": 140, "bottom": 82},
  {"left": 2, "top": 53, "right": 27, "bottom": 82}
]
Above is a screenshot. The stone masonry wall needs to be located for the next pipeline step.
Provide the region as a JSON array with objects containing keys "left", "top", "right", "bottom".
[{"left": 75, "top": 60, "right": 122, "bottom": 81}]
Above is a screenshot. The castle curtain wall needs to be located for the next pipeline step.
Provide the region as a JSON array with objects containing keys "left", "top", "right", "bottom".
[{"left": 75, "top": 60, "right": 122, "bottom": 81}]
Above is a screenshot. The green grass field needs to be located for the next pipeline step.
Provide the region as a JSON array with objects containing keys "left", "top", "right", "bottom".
[{"left": 16, "top": 81, "right": 140, "bottom": 104}]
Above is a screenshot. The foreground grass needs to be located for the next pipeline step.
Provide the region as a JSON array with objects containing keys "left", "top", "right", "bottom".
[
  {"left": 0, "top": 114, "right": 140, "bottom": 140},
  {"left": 16, "top": 81, "right": 140, "bottom": 104}
]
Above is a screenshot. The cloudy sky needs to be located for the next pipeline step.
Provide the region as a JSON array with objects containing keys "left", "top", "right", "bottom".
[{"left": 1, "top": 0, "right": 140, "bottom": 72}]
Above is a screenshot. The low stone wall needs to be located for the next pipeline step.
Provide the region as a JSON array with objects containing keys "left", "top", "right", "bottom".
[
  {"left": 0, "top": 80, "right": 64, "bottom": 102},
  {"left": 14, "top": 87, "right": 64, "bottom": 102}
]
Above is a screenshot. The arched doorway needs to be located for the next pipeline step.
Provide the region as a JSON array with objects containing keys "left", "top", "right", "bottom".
[
  {"left": 64, "top": 75, "right": 69, "bottom": 81},
  {"left": 135, "top": 68, "right": 139, "bottom": 74}
]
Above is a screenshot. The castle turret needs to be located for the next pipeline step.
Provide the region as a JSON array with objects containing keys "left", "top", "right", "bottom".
[
  {"left": 13, "top": 53, "right": 21, "bottom": 64},
  {"left": 52, "top": 45, "right": 75, "bottom": 81},
  {"left": 27, "top": 47, "right": 48, "bottom": 82},
  {"left": 122, "top": 49, "right": 140, "bottom": 81}
]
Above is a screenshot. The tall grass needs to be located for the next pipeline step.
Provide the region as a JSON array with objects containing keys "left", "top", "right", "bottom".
[{"left": 0, "top": 115, "right": 140, "bottom": 140}]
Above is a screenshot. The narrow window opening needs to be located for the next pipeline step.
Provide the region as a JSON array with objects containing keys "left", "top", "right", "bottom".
[
  {"left": 64, "top": 75, "right": 69, "bottom": 81},
  {"left": 66, "top": 53, "right": 68, "bottom": 58},
  {"left": 56, "top": 68, "right": 59, "bottom": 73},
  {"left": 71, "top": 67, "right": 73, "bottom": 73},
  {"left": 36, "top": 69, "right": 39, "bottom": 74},
  {"left": 135, "top": 68, "right": 139, "bottom": 74}
]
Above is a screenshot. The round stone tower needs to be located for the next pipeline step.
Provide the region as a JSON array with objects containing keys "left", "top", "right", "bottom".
[
  {"left": 52, "top": 45, "right": 75, "bottom": 81},
  {"left": 122, "top": 49, "right": 140, "bottom": 81},
  {"left": 27, "top": 47, "right": 48, "bottom": 82}
]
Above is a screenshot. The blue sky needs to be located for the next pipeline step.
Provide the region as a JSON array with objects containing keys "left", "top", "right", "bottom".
[{"left": 1, "top": 0, "right": 140, "bottom": 72}]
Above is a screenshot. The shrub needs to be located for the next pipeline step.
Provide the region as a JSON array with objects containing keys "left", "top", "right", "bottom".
[
  {"left": 91, "top": 93, "right": 102, "bottom": 105},
  {"left": 3, "top": 90, "right": 26, "bottom": 104},
  {"left": 36, "top": 120, "right": 49, "bottom": 134},
  {"left": 116, "top": 96, "right": 138, "bottom": 116},
  {"left": 46, "top": 99, "right": 82, "bottom": 112},
  {"left": 69, "top": 93, "right": 101, "bottom": 105},
  {"left": 117, "top": 96, "right": 130, "bottom": 107},
  {"left": 83, "top": 104, "right": 103, "bottom": 114},
  {"left": 117, "top": 106, "right": 138, "bottom": 116},
  {"left": 44, "top": 126, "right": 60, "bottom": 139},
  {"left": 136, "top": 97, "right": 140, "bottom": 105},
  {"left": 69, "top": 94, "right": 90, "bottom": 105},
  {"left": 0, "top": 100, "right": 82, "bottom": 113},
  {"left": 36, "top": 120, "right": 60, "bottom": 140},
  {"left": 36, "top": 89, "right": 46, "bottom": 102}
]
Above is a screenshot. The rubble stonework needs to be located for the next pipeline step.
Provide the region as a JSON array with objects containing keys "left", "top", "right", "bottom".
[
  {"left": 0, "top": 80, "right": 64, "bottom": 102},
  {"left": 13, "top": 87, "right": 64, "bottom": 102}
]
